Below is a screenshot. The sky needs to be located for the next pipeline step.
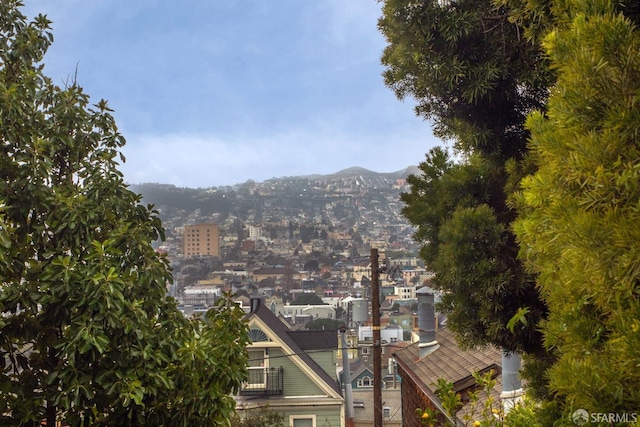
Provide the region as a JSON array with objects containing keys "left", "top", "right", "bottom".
[{"left": 22, "top": 0, "right": 441, "bottom": 188}]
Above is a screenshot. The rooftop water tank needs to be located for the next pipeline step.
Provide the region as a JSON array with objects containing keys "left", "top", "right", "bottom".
[{"left": 352, "top": 298, "right": 369, "bottom": 323}]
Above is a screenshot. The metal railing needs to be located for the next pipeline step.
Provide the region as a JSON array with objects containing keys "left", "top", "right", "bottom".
[{"left": 240, "top": 366, "right": 284, "bottom": 396}]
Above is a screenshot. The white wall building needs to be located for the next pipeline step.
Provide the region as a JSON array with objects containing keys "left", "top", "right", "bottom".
[
  {"left": 358, "top": 325, "right": 404, "bottom": 344},
  {"left": 394, "top": 285, "right": 416, "bottom": 300},
  {"left": 248, "top": 225, "right": 263, "bottom": 241},
  {"left": 282, "top": 304, "right": 336, "bottom": 320}
]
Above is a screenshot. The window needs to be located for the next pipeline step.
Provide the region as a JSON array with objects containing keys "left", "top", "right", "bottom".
[
  {"left": 357, "top": 376, "right": 373, "bottom": 388},
  {"left": 361, "top": 347, "right": 369, "bottom": 355},
  {"left": 248, "top": 329, "right": 269, "bottom": 342},
  {"left": 290, "top": 415, "right": 315, "bottom": 427},
  {"left": 246, "top": 349, "right": 267, "bottom": 388}
]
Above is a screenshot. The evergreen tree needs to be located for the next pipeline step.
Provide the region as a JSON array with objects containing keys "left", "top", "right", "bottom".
[
  {"left": 514, "top": 0, "right": 640, "bottom": 415},
  {"left": 379, "top": 0, "right": 551, "bottom": 356}
]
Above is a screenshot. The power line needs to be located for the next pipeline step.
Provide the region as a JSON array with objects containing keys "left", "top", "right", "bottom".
[{"left": 246, "top": 342, "right": 413, "bottom": 363}]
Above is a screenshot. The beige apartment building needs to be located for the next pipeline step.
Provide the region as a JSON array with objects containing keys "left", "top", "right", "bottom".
[{"left": 183, "top": 223, "right": 220, "bottom": 257}]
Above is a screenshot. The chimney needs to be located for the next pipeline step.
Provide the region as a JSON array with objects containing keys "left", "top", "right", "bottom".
[
  {"left": 501, "top": 351, "right": 524, "bottom": 414},
  {"left": 416, "top": 286, "right": 439, "bottom": 358},
  {"left": 250, "top": 296, "right": 262, "bottom": 313}
]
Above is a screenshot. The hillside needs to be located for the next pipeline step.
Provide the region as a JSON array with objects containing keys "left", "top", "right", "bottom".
[
  {"left": 129, "top": 166, "right": 419, "bottom": 250},
  {"left": 129, "top": 166, "right": 419, "bottom": 214}
]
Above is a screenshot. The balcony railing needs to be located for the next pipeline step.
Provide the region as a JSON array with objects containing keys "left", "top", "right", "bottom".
[{"left": 240, "top": 366, "right": 284, "bottom": 396}]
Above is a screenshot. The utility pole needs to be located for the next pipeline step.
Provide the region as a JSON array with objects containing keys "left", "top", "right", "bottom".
[{"left": 371, "top": 248, "right": 382, "bottom": 427}]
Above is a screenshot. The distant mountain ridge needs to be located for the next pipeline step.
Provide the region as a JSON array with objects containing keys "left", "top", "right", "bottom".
[
  {"left": 129, "top": 166, "right": 420, "bottom": 218},
  {"left": 130, "top": 166, "right": 420, "bottom": 190},
  {"left": 293, "top": 166, "right": 420, "bottom": 182}
]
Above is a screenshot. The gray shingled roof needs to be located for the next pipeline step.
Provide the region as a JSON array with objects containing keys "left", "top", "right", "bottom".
[
  {"left": 348, "top": 358, "right": 373, "bottom": 379},
  {"left": 287, "top": 330, "right": 338, "bottom": 351},
  {"left": 393, "top": 327, "right": 501, "bottom": 390}
]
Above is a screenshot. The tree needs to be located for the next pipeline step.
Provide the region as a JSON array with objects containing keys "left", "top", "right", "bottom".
[
  {"left": 513, "top": 0, "right": 640, "bottom": 416},
  {"left": 381, "top": 0, "right": 640, "bottom": 422},
  {"left": 0, "top": 3, "right": 249, "bottom": 425},
  {"left": 401, "top": 148, "right": 546, "bottom": 355},
  {"left": 379, "top": 0, "right": 555, "bottom": 357},
  {"left": 230, "top": 407, "right": 284, "bottom": 427},
  {"left": 429, "top": 371, "right": 540, "bottom": 427},
  {"left": 379, "top": 0, "right": 553, "bottom": 397},
  {"left": 303, "top": 259, "right": 320, "bottom": 272},
  {"left": 378, "top": 0, "right": 551, "bottom": 157}
]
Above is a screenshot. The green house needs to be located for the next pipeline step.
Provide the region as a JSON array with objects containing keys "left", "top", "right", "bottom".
[{"left": 235, "top": 298, "right": 345, "bottom": 427}]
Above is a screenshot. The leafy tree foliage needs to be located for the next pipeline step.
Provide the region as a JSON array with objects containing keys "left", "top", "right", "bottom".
[
  {"left": 379, "top": 0, "right": 552, "bottom": 395},
  {"left": 401, "top": 148, "right": 546, "bottom": 354},
  {"left": 430, "top": 371, "right": 540, "bottom": 426},
  {"left": 230, "top": 407, "right": 284, "bottom": 427},
  {"left": 379, "top": 0, "right": 550, "bottom": 157},
  {"left": 514, "top": 0, "right": 640, "bottom": 415},
  {"left": 0, "top": 3, "right": 249, "bottom": 425},
  {"left": 381, "top": 0, "right": 640, "bottom": 421},
  {"left": 303, "top": 259, "right": 320, "bottom": 272}
]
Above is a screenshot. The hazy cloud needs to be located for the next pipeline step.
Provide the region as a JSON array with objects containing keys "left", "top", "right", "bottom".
[{"left": 22, "top": 0, "right": 439, "bottom": 188}]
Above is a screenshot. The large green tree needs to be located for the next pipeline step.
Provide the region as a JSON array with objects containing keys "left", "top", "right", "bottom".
[
  {"left": 379, "top": 0, "right": 551, "bottom": 355},
  {"left": 0, "top": 2, "right": 248, "bottom": 425},
  {"left": 514, "top": 0, "right": 640, "bottom": 416}
]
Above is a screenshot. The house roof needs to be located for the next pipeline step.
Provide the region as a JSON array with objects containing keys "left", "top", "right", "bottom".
[
  {"left": 248, "top": 301, "right": 343, "bottom": 396},
  {"left": 348, "top": 358, "right": 373, "bottom": 379},
  {"left": 393, "top": 328, "right": 501, "bottom": 390},
  {"left": 252, "top": 267, "right": 294, "bottom": 275},
  {"left": 393, "top": 328, "right": 503, "bottom": 424},
  {"left": 287, "top": 330, "right": 337, "bottom": 351}
]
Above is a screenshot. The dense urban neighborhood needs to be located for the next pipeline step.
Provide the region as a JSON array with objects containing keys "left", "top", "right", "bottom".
[
  {"left": 131, "top": 167, "right": 421, "bottom": 296},
  {"left": 132, "top": 169, "right": 520, "bottom": 426}
]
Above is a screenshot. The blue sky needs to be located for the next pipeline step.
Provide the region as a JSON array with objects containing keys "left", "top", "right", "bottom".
[{"left": 23, "top": 0, "right": 440, "bottom": 188}]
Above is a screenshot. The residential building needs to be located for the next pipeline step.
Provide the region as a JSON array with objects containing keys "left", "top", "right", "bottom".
[
  {"left": 352, "top": 388, "right": 403, "bottom": 427},
  {"left": 358, "top": 325, "right": 403, "bottom": 345},
  {"left": 251, "top": 266, "right": 302, "bottom": 284},
  {"left": 346, "top": 359, "right": 374, "bottom": 390},
  {"left": 385, "top": 309, "right": 415, "bottom": 332},
  {"left": 182, "top": 223, "right": 220, "bottom": 257},
  {"left": 248, "top": 224, "right": 263, "bottom": 241},
  {"left": 235, "top": 298, "right": 345, "bottom": 427},
  {"left": 393, "top": 284, "right": 416, "bottom": 300},
  {"left": 401, "top": 267, "right": 429, "bottom": 285},
  {"left": 282, "top": 304, "right": 336, "bottom": 321}
]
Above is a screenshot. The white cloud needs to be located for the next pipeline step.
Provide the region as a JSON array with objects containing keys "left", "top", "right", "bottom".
[
  {"left": 120, "top": 116, "right": 437, "bottom": 188},
  {"left": 20, "top": 0, "right": 443, "bottom": 188}
]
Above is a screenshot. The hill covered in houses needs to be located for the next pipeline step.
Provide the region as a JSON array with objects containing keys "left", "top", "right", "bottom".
[{"left": 129, "top": 166, "right": 426, "bottom": 304}]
